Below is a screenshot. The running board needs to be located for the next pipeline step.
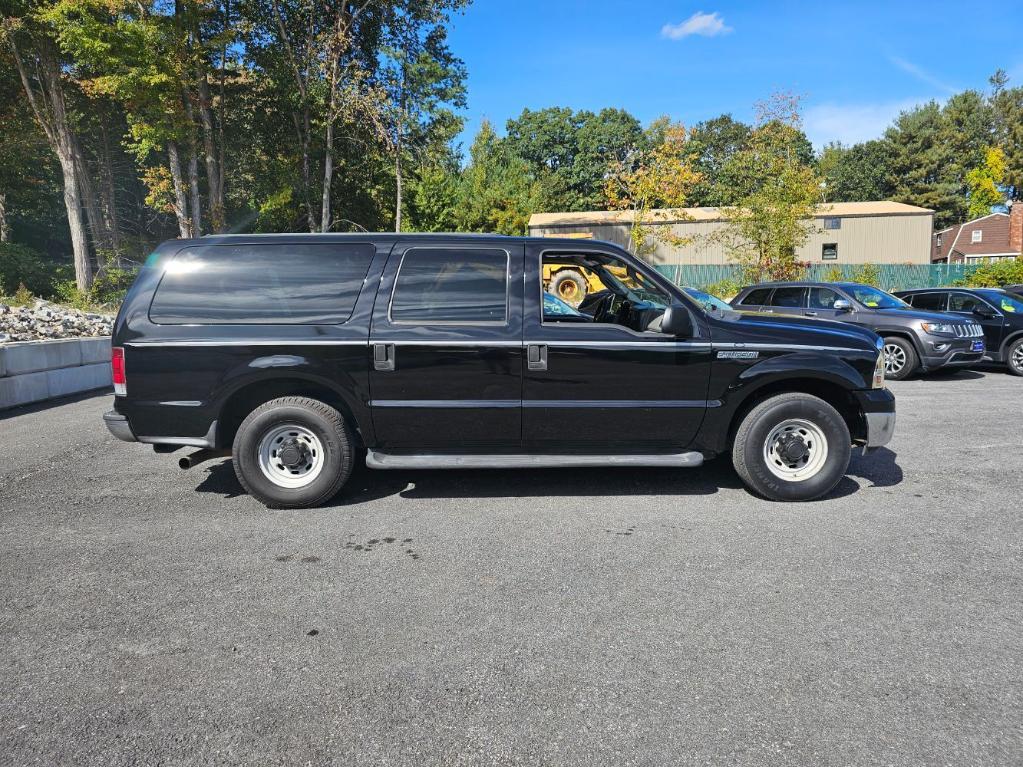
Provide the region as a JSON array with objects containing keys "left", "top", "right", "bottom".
[{"left": 365, "top": 450, "right": 704, "bottom": 470}]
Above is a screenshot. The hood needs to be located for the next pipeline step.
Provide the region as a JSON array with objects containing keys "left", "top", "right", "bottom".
[
  {"left": 871, "top": 307, "right": 975, "bottom": 324},
  {"left": 714, "top": 309, "right": 879, "bottom": 350}
]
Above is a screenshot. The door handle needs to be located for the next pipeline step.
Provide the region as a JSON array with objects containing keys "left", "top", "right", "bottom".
[
  {"left": 527, "top": 343, "right": 547, "bottom": 371},
  {"left": 805, "top": 311, "right": 818, "bottom": 317},
  {"left": 373, "top": 343, "right": 395, "bottom": 371}
]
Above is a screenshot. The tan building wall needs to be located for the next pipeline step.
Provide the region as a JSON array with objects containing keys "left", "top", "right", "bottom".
[{"left": 528, "top": 202, "right": 934, "bottom": 266}]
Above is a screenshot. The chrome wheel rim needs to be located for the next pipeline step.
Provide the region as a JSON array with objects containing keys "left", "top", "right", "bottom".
[
  {"left": 763, "top": 419, "right": 829, "bottom": 482},
  {"left": 257, "top": 423, "right": 324, "bottom": 489},
  {"left": 1012, "top": 344, "right": 1023, "bottom": 372},
  {"left": 884, "top": 343, "right": 906, "bottom": 375}
]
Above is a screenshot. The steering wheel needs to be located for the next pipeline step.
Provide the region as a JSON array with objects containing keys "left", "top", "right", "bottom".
[{"left": 614, "top": 298, "right": 633, "bottom": 327}]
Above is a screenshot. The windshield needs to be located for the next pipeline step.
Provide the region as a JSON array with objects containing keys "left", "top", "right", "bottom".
[
  {"left": 683, "top": 287, "right": 733, "bottom": 313},
  {"left": 598, "top": 265, "right": 669, "bottom": 307},
  {"left": 978, "top": 290, "right": 1023, "bottom": 314},
  {"left": 848, "top": 285, "right": 909, "bottom": 310}
]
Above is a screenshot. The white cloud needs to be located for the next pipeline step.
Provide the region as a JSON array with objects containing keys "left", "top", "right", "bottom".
[
  {"left": 888, "top": 55, "right": 957, "bottom": 95},
  {"left": 804, "top": 100, "right": 922, "bottom": 148},
  {"left": 661, "top": 11, "right": 732, "bottom": 40}
]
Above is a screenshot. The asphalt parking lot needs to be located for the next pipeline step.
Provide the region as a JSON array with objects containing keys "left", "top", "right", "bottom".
[{"left": 1, "top": 369, "right": 1021, "bottom": 766}]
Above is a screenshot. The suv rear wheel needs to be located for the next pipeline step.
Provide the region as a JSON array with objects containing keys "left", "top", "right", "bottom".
[
  {"left": 232, "top": 396, "right": 354, "bottom": 509},
  {"left": 882, "top": 336, "right": 918, "bottom": 380},
  {"left": 732, "top": 392, "right": 852, "bottom": 502}
]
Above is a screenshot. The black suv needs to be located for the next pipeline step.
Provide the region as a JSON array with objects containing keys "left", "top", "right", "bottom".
[
  {"left": 895, "top": 287, "right": 1023, "bottom": 376},
  {"left": 730, "top": 281, "right": 985, "bottom": 380},
  {"left": 104, "top": 235, "right": 894, "bottom": 507}
]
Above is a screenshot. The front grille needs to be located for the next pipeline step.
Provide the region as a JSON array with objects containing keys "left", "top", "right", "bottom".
[{"left": 953, "top": 324, "right": 983, "bottom": 338}]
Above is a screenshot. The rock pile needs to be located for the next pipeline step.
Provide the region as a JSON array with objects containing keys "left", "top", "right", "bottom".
[{"left": 0, "top": 300, "right": 114, "bottom": 344}]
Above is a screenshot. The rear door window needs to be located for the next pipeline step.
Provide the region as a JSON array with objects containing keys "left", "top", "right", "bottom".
[
  {"left": 910, "top": 292, "right": 947, "bottom": 311},
  {"left": 150, "top": 242, "right": 375, "bottom": 324},
  {"left": 769, "top": 287, "right": 807, "bottom": 308},
  {"left": 389, "top": 247, "right": 508, "bottom": 324},
  {"left": 738, "top": 288, "right": 771, "bottom": 306}
]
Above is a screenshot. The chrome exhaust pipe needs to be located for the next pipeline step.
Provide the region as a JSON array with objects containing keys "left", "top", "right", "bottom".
[{"left": 178, "top": 449, "right": 231, "bottom": 470}]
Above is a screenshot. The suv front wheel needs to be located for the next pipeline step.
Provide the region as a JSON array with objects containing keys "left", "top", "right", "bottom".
[
  {"left": 882, "top": 337, "right": 918, "bottom": 380},
  {"left": 233, "top": 396, "right": 354, "bottom": 509},
  {"left": 732, "top": 393, "right": 852, "bottom": 502}
]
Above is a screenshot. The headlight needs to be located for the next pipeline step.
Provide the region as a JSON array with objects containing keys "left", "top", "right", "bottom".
[
  {"left": 921, "top": 322, "right": 954, "bottom": 336},
  {"left": 873, "top": 350, "right": 885, "bottom": 388}
]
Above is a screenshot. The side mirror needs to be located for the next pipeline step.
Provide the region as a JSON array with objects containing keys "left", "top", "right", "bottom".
[
  {"left": 973, "top": 305, "right": 996, "bottom": 319},
  {"left": 660, "top": 304, "right": 693, "bottom": 337},
  {"left": 833, "top": 299, "right": 853, "bottom": 312}
]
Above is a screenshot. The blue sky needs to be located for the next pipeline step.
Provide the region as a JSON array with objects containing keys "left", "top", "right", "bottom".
[{"left": 445, "top": 1, "right": 1023, "bottom": 152}]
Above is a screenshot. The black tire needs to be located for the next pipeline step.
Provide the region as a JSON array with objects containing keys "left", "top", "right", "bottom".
[
  {"left": 1007, "top": 337, "right": 1023, "bottom": 377},
  {"left": 882, "top": 336, "right": 918, "bottom": 380},
  {"left": 232, "top": 396, "right": 354, "bottom": 509},
  {"left": 732, "top": 392, "right": 852, "bottom": 502},
  {"left": 549, "top": 270, "right": 588, "bottom": 305}
]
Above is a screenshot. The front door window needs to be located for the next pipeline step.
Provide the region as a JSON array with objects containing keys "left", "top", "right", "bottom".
[{"left": 542, "top": 253, "right": 671, "bottom": 334}]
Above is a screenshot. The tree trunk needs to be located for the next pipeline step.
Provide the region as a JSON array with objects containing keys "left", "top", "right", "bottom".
[
  {"left": 188, "top": 149, "right": 202, "bottom": 237},
  {"left": 302, "top": 110, "right": 315, "bottom": 232},
  {"left": 321, "top": 85, "right": 336, "bottom": 233},
  {"left": 196, "top": 75, "right": 224, "bottom": 232},
  {"left": 42, "top": 58, "right": 93, "bottom": 290},
  {"left": 0, "top": 193, "right": 10, "bottom": 243},
  {"left": 167, "top": 140, "right": 192, "bottom": 238},
  {"left": 99, "top": 122, "right": 122, "bottom": 263},
  {"left": 74, "top": 147, "right": 107, "bottom": 257},
  {"left": 395, "top": 144, "right": 402, "bottom": 233},
  {"left": 182, "top": 93, "right": 203, "bottom": 236},
  {"left": 5, "top": 32, "right": 93, "bottom": 289}
]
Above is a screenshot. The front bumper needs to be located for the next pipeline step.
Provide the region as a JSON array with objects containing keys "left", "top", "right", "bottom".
[
  {"left": 864, "top": 410, "right": 896, "bottom": 448},
  {"left": 103, "top": 410, "right": 137, "bottom": 442},
  {"left": 853, "top": 389, "right": 896, "bottom": 449},
  {"left": 920, "top": 337, "right": 985, "bottom": 370}
]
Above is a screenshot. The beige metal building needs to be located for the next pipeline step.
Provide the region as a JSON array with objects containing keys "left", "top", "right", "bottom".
[{"left": 528, "top": 201, "right": 934, "bottom": 266}]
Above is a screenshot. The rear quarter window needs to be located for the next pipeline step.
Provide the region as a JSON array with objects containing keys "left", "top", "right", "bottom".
[
  {"left": 738, "top": 288, "right": 772, "bottom": 306},
  {"left": 149, "top": 243, "right": 374, "bottom": 324}
]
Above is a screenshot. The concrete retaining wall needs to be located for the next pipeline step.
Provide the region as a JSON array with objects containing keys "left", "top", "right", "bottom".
[{"left": 0, "top": 338, "right": 111, "bottom": 411}]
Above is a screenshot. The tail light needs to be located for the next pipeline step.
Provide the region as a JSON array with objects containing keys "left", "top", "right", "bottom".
[{"left": 111, "top": 346, "right": 126, "bottom": 396}]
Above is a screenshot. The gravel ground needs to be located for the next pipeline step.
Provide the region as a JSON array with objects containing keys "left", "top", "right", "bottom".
[{"left": 1, "top": 370, "right": 1021, "bottom": 766}]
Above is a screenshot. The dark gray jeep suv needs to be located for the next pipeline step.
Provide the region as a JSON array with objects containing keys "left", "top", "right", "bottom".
[{"left": 731, "top": 281, "right": 985, "bottom": 380}]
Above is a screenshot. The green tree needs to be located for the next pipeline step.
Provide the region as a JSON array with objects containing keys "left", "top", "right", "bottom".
[
  {"left": 818, "top": 139, "right": 894, "bottom": 202},
  {"left": 505, "top": 106, "right": 644, "bottom": 211},
  {"left": 456, "top": 119, "right": 539, "bottom": 235},
  {"left": 886, "top": 93, "right": 992, "bottom": 227},
  {"left": 715, "top": 94, "right": 822, "bottom": 282},
  {"left": 382, "top": 23, "right": 466, "bottom": 231},
  {"left": 990, "top": 70, "right": 1023, "bottom": 201},
  {"left": 965, "top": 146, "right": 1007, "bottom": 218},
  {"left": 603, "top": 121, "right": 700, "bottom": 254},
  {"left": 688, "top": 114, "right": 751, "bottom": 206}
]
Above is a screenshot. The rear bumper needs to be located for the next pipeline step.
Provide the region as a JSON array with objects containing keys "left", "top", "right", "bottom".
[
  {"left": 103, "top": 410, "right": 137, "bottom": 442},
  {"left": 852, "top": 389, "right": 896, "bottom": 448}
]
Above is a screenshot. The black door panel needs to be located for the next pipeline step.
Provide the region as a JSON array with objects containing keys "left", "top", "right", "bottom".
[
  {"left": 368, "top": 243, "right": 524, "bottom": 449},
  {"left": 522, "top": 245, "right": 712, "bottom": 450}
]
